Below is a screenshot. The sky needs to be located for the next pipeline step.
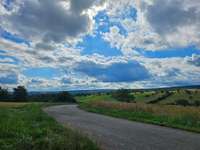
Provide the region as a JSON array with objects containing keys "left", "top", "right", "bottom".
[{"left": 0, "top": 0, "right": 200, "bottom": 91}]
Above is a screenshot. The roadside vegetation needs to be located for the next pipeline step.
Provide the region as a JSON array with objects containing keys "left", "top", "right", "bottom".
[
  {"left": 0, "top": 86, "right": 76, "bottom": 103},
  {"left": 0, "top": 86, "right": 98, "bottom": 150},
  {"left": 0, "top": 103, "right": 99, "bottom": 150},
  {"left": 133, "top": 89, "right": 200, "bottom": 106},
  {"left": 78, "top": 88, "right": 200, "bottom": 133},
  {"left": 1, "top": 85, "right": 200, "bottom": 148}
]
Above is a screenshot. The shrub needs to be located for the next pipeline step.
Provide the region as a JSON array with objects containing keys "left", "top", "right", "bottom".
[
  {"left": 194, "top": 100, "right": 200, "bottom": 107},
  {"left": 56, "top": 91, "right": 76, "bottom": 103},
  {"left": 185, "top": 90, "right": 192, "bottom": 95},
  {"left": 175, "top": 99, "right": 190, "bottom": 106},
  {"left": 13, "top": 86, "right": 28, "bottom": 102},
  {"left": 112, "top": 89, "right": 134, "bottom": 103},
  {"left": 148, "top": 91, "right": 172, "bottom": 104},
  {"left": 0, "top": 87, "right": 10, "bottom": 101},
  {"left": 189, "top": 96, "right": 193, "bottom": 99}
]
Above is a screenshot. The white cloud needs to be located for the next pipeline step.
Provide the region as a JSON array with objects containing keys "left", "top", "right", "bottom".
[
  {"left": 102, "top": 0, "right": 200, "bottom": 53},
  {"left": 185, "top": 54, "right": 200, "bottom": 66},
  {"left": 146, "top": 0, "right": 200, "bottom": 48},
  {"left": 0, "top": 0, "right": 105, "bottom": 46},
  {"left": 134, "top": 55, "right": 200, "bottom": 86},
  {"left": 0, "top": 57, "right": 15, "bottom": 63},
  {"left": 0, "top": 0, "right": 200, "bottom": 90}
]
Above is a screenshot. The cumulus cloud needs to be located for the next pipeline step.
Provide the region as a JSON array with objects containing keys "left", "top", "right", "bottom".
[
  {"left": 185, "top": 54, "right": 200, "bottom": 66},
  {"left": 0, "top": 37, "right": 81, "bottom": 68},
  {"left": 0, "top": 0, "right": 200, "bottom": 90},
  {"left": 0, "top": 63, "right": 20, "bottom": 86},
  {"left": 135, "top": 55, "right": 200, "bottom": 87},
  {"left": 103, "top": 0, "right": 200, "bottom": 53},
  {"left": 0, "top": 0, "right": 105, "bottom": 45},
  {"left": 146, "top": 0, "right": 200, "bottom": 48},
  {"left": 0, "top": 57, "right": 15, "bottom": 63},
  {"left": 75, "top": 60, "right": 150, "bottom": 82},
  {"left": 103, "top": 25, "right": 165, "bottom": 55}
]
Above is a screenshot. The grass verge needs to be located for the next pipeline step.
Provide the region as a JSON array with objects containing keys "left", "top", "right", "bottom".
[
  {"left": 80, "top": 101, "right": 200, "bottom": 133},
  {"left": 0, "top": 103, "right": 99, "bottom": 150}
]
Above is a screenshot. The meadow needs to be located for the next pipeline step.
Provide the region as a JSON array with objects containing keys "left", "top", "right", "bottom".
[
  {"left": 0, "top": 103, "right": 99, "bottom": 150},
  {"left": 78, "top": 89, "right": 200, "bottom": 133},
  {"left": 133, "top": 89, "right": 200, "bottom": 105}
]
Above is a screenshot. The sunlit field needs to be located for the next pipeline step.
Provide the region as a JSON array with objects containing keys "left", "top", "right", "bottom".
[
  {"left": 0, "top": 103, "right": 99, "bottom": 150},
  {"left": 133, "top": 89, "right": 200, "bottom": 105},
  {"left": 78, "top": 89, "right": 200, "bottom": 133},
  {"left": 0, "top": 102, "right": 28, "bottom": 108}
]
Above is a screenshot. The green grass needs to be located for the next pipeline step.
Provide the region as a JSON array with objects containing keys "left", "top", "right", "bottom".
[
  {"left": 133, "top": 90, "right": 200, "bottom": 104},
  {"left": 159, "top": 90, "right": 200, "bottom": 105},
  {"left": 79, "top": 95, "right": 200, "bottom": 133},
  {"left": 133, "top": 91, "right": 165, "bottom": 103},
  {"left": 0, "top": 102, "right": 28, "bottom": 108},
  {"left": 76, "top": 89, "right": 200, "bottom": 105},
  {"left": 0, "top": 103, "right": 99, "bottom": 150},
  {"left": 76, "top": 94, "right": 115, "bottom": 103}
]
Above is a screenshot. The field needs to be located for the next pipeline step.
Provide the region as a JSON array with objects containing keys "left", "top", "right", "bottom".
[
  {"left": 0, "top": 102, "right": 98, "bottom": 150},
  {"left": 76, "top": 94, "right": 116, "bottom": 103},
  {"left": 133, "top": 89, "right": 200, "bottom": 105},
  {"left": 77, "top": 89, "right": 200, "bottom": 133},
  {"left": 0, "top": 102, "right": 28, "bottom": 108}
]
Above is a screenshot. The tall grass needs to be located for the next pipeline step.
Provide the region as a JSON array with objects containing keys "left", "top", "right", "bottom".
[
  {"left": 0, "top": 104, "right": 99, "bottom": 150},
  {"left": 0, "top": 102, "right": 28, "bottom": 108},
  {"left": 80, "top": 101, "right": 200, "bottom": 133}
]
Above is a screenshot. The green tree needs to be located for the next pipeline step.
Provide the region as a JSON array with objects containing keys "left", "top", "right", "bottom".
[
  {"left": 194, "top": 100, "right": 200, "bottom": 107},
  {"left": 175, "top": 99, "right": 190, "bottom": 107},
  {"left": 13, "top": 86, "right": 28, "bottom": 102},
  {"left": 112, "top": 89, "right": 134, "bottom": 103},
  {"left": 0, "top": 87, "right": 10, "bottom": 101},
  {"left": 56, "top": 91, "right": 76, "bottom": 103}
]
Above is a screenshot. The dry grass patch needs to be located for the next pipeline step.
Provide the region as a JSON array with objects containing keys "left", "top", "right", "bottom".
[
  {"left": 91, "top": 101, "right": 200, "bottom": 118},
  {"left": 0, "top": 102, "right": 28, "bottom": 108},
  {"left": 81, "top": 101, "right": 200, "bottom": 133}
]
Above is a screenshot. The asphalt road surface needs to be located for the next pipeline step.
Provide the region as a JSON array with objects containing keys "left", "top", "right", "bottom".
[{"left": 44, "top": 105, "right": 200, "bottom": 150}]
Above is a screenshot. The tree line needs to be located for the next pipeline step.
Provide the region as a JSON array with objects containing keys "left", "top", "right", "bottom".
[{"left": 0, "top": 86, "right": 76, "bottom": 103}]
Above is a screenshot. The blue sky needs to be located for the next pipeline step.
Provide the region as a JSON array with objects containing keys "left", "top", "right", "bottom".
[{"left": 0, "top": 0, "right": 200, "bottom": 91}]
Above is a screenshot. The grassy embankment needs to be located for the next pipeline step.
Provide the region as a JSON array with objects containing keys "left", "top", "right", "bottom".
[
  {"left": 134, "top": 90, "right": 200, "bottom": 104},
  {"left": 0, "top": 102, "right": 99, "bottom": 150},
  {"left": 77, "top": 91, "right": 200, "bottom": 133}
]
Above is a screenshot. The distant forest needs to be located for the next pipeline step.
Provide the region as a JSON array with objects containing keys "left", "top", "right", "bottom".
[{"left": 0, "top": 86, "right": 76, "bottom": 103}]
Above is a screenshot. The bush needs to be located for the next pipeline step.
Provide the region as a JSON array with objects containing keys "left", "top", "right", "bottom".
[
  {"left": 13, "top": 86, "right": 28, "bottom": 102},
  {"left": 0, "top": 87, "right": 10, "bottom": 101},
  {"left": 148, "top": 91, "right": 172, "bottom": 104},
  {"left": 56, "top": 91, "right": 76, "bottom": 103},
  {"left": 185, "top": 90, "right": 192, "bottom": 95},
  {"left": 112, "top": 89, "right": 134, "bottom": 103},
  {"left": 194, "top": 100, "right": 200, "bottom": 107},
  {"left": 175, "top": 99, "right": 190, "bottom": 106}
]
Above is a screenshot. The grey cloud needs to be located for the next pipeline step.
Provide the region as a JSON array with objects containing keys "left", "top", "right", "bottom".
[
  {"left": 35, "top": 43, "right": 55, "bottom": 51},
  {"left": 75, "top": 60, "right": 150, "bottom": 82},
  {"left": 146, "top": 0, "right": 200, "bottom": 35},
  {"left": 165, "top": 68, "right": 181, "bottom": 77},
  {"left": 30, "top": 79, "right": 43, "bottom": 84},
  {"left": 71, "top": 0, "right": 95, "bottom": 13},
  {"left": 1, "top": 0, "right": 102, "bottom": 43},
  {"left": 186, "top": 54, "right": 200, "bottom": 66}
]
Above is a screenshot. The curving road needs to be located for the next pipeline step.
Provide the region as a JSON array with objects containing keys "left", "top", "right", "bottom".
[{"left": 44, "top": 105, "right": 200, "bottom": 150}]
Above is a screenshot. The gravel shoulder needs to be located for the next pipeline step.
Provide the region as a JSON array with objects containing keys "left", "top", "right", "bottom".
[{"left": 44, "top": 105, "right": 200, "bottom": 150}]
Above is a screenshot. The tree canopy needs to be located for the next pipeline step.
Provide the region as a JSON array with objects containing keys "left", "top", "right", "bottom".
[{"left": 13, "top": 86, "right": 28, "bottom": 102}]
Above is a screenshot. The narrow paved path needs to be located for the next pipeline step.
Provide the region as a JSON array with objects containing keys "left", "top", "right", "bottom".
[{"left": 44, "top": 105, "right": 200, "bottom": 150}]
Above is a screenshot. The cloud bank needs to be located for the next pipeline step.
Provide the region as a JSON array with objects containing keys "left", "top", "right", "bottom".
[{"left": 0, "top": 0, "right": 200, "bottom": 90}]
